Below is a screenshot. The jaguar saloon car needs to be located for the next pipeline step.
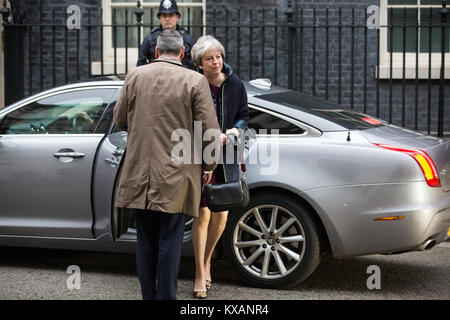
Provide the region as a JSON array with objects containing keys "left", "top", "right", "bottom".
[{"left": 0, "top": 79, "right": 449, "bottom": 288}]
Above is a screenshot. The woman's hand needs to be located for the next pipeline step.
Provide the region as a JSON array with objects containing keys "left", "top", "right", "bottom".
[
  {"left": 203, "top": 172, "right": 213, "bottom": 185},
  {"left": 220, "top": 128, "right": 240, "bottom": 145}
]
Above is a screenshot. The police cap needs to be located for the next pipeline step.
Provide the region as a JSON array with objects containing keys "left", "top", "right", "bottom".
[{"left": 158, "top": 0, "right": 181, "bottom": 18}]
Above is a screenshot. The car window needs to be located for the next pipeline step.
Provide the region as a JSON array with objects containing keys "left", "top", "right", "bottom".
[
  {"left": 0, "top": 89, "right": 116, "bottom": 135},
  {"left": 248, "top": 107, "right": 305, "bottom": 135},
  {"left": 309, "top": 109, "right": 386, "bottom": 130},
  {"left": 94, "top": 101, "right": 116, "bottom": 134},
  {"left": 257, "top": 91, "right": 386, "bottom": 130}
]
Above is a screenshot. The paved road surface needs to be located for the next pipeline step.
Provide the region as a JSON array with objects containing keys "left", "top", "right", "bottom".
[{"left": 0, "top": 242, "right": 448, "bottom": 300}]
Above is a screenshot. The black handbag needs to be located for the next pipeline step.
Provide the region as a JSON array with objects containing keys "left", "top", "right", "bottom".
[{"left": 205, "top": 163, "right": 250, "bottom": 212}]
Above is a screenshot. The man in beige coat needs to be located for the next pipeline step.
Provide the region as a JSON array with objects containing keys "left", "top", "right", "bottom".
[{"left": 113, "top": 29, "right": 220, "bottom": 300}]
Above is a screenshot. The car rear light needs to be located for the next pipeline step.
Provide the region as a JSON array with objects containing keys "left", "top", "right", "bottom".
[{"left": 374, "top": 143, "right": 441, "bottom": 187}]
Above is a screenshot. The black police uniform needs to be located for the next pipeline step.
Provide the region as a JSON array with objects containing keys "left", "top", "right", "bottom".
[
  {"left": 137, "top": 26, "right": 195, "bottom": 69},
  {"left": 137, "top": 0, "right": 195, "bottom": 69}
]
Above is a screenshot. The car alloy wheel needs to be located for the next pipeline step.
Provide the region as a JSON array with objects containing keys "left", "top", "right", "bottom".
[
  {"left": 233, "top": 204, "right": 306, "bottom": 280},
  {"left": 224, "top": 193, "right": 322, "bottom": 288}
]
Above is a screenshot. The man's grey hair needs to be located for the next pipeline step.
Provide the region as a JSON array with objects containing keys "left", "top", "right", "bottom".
[
  {"left": 191, "top": 35, "right": 225, "bottom": 67},
  {"left": 156, "top": 29, "right": 184, "bottom": 56}
]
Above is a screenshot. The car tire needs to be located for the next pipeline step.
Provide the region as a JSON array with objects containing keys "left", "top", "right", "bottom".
[{"left": 223, "top": 192, "right": 322, "bottom": 289}]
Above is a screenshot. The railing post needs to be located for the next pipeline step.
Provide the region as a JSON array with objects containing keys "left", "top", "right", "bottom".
[
  {"left": 285, "top": 0, "right": 295, "bottom": 89},
  {"left": 0, "top": 0, "right": 9, "bottom": 24},
  {"left": 135, "top": 0, "right": 144, "bottom": 65},
  {"left": 438, "top": 0, "right": 447, "bottom": 137},
  {"left": 0, "top": 0, "right": 9, "bottom": 108}
]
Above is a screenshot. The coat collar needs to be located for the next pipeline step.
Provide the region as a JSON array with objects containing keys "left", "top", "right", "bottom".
[
  {"left": 221, "top": 62, "right": 233, "bottom": 78},
  {"left": 152, "top": 56, "right": 184, "bottom": 67}
]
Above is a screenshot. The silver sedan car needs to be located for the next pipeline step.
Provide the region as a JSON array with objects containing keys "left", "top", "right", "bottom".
[{"left": 0, "top": 79, "right": 449, "bottom": 289}]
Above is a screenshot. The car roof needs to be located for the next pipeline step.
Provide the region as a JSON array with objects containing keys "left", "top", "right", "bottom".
[
  {"left": 3, "top": 78, "right": 380, "bottom": 132},
  {"left": 6, "top": 76, "right": 329, "bottom": 110},
  {"left": 1, "top": 80, "right": 124, "bottom": 112},
  {"left": 244, "top": 81, "right": 351, "bottom": 131}
]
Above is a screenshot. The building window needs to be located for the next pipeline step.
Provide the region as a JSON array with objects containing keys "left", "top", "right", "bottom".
[
  {"left": 92, "top": 0, "right": 205, "bottom": 75},
  {"left": 379, "top": 0, "right": 449, "bottom": 79}
]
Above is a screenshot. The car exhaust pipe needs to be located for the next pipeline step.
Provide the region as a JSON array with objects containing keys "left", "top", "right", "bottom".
[
  {"left": 424, "top": 240, "right": 436, "bottom": 250},
  {"left": 416, "top": 239, "right": 436, "bottom": 251},
  {"left": 382, "top": 239, "right": 438, "bottom": 255}
]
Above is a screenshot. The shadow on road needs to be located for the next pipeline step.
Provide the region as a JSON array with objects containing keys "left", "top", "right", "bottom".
[{"left": 1, "top": 245, "right": 447, "bottom": 297}]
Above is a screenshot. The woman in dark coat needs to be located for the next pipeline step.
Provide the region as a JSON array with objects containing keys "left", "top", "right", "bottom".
[{"left": 190, "top": 35, "right": 249, "bottom": 298}]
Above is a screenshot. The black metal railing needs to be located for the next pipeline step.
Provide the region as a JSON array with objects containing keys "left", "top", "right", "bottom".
[{"left": 1, "top": 0, "right": 448, "bottom": 137}]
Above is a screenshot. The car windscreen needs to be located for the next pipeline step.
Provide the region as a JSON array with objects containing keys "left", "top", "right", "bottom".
[{"left": 257, "top": 91, "right": 387, "bottom": 130}]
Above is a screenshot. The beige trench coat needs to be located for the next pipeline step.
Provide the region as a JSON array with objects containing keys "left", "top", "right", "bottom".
[{"left": 113, "top": 57, "right": 220, "bottom": 217}]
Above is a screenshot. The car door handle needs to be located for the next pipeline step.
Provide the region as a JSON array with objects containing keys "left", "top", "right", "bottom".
[{"left": 53, "top": 152, "right": 85, "bottom": 159}]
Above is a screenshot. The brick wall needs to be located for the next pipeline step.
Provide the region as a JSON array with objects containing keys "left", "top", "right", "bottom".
[
  {"left": 20, "top": 0, "right": 101, "bottom": 96},
  {"left": 12, "top": 0, "right": 450, "bottom": 134},
  {"left": 206, "top": 0, "right": 449, "bottom": 134}
]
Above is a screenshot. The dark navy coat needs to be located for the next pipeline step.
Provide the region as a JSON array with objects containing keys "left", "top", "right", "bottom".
[{"left": 201, "top": 63, "right": 250, "bottom": 182}]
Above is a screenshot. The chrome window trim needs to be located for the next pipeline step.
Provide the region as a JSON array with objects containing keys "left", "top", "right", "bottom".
[
  {"left": 248, "top": 104, "right": 322, "bottom": 138},
  {"left": 0, "top": 86, "right": 121, "bottom": 136},
  {"left": 0, "top": 134, "right": 106, "bottom": 138}
]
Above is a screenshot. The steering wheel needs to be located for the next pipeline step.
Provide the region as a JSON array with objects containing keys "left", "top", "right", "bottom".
[{"left": 72, "top": 114, "right": 82, "bottom": 133}]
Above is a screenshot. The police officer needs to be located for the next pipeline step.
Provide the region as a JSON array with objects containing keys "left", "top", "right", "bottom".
[{"left": 137, "top": 0, "right": 195, "bottom": 69}]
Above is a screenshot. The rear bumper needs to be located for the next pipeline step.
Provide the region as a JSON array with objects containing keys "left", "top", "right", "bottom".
[{"left": 303, "top": 181, "right": 450, "bottom": 257}]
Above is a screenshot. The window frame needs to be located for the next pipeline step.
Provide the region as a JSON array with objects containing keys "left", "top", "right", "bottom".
[
  {"left": 0, "top": 86, "right": 120, "bottom": 136},
  {"left": 92, "top": 0, "right": 206, "bottom": 75},
  {"left": 378, "top": 0, "right": 450, "bottom": 79},
  {"left": 248, "top": 104, "right": 322, "bottom": 138}
]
